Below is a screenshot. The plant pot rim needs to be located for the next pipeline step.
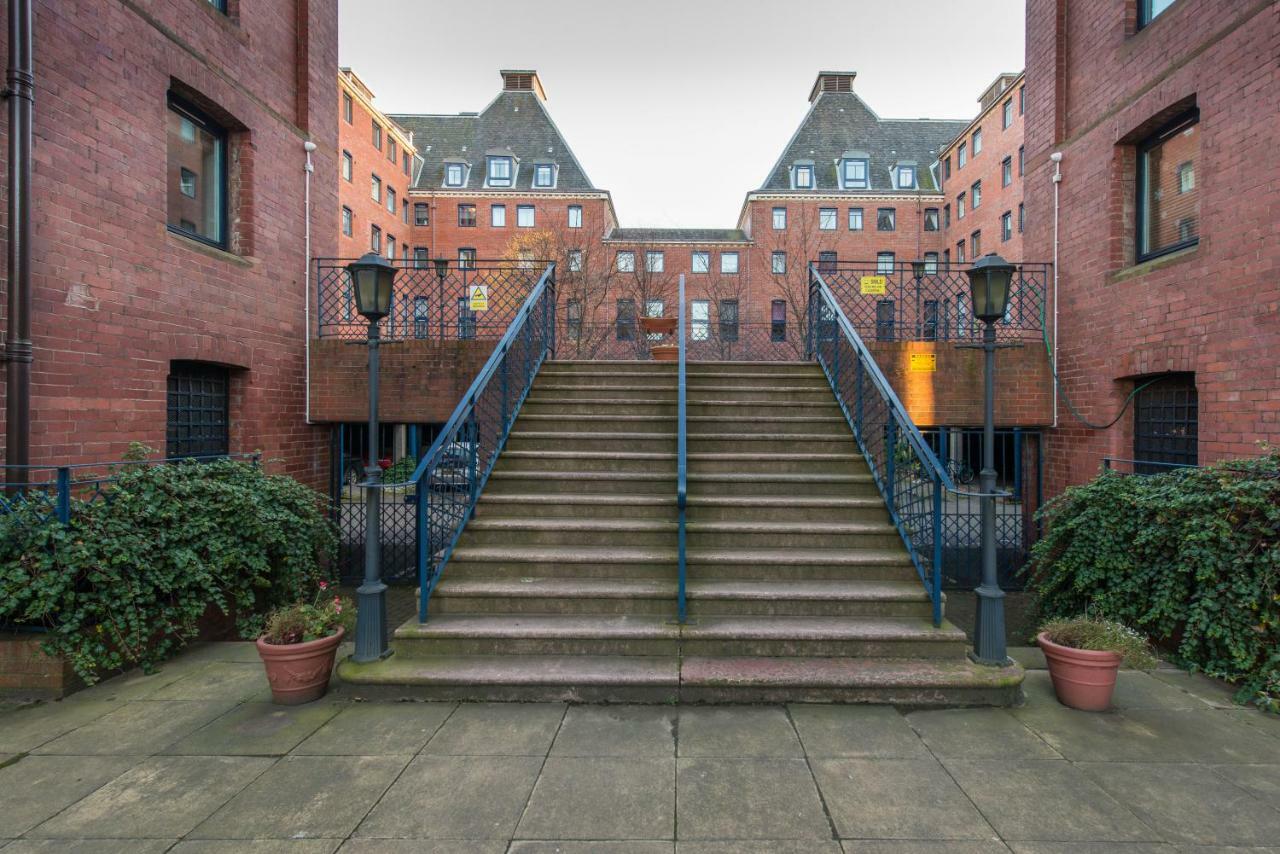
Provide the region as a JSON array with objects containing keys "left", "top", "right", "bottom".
[
  {"left": 1037, "top": 630, "right": 1123, "bottom": 664},
  {"left": 256, "top": 626, "right": 345, "bottom": 655}
]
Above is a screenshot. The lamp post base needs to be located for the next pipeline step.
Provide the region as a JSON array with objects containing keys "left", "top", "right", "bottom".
[
  {"left": 970, "top": 583, "right": 1011, "bottom": 667},
  {"left": 352, "top": 580, "right": 392, "bottom": 663}
]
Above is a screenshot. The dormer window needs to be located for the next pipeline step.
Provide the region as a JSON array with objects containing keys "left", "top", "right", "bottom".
[
  {"left": 895, "top": 165, "right": 916, "bottom": 189},
  {"left": 792, "top": 163, "right": 814, "bottom": 189},
  {"left": 444, "top": 162, "right": 467, "bottom": 188},
  {"left": 533, "top": 164, "right": 556, "bottom": 188},
  {"left": 840, "top": 158, "right": 869, "bottom": 190},
  {"left": 486, "top": 156, "right": 513, "bottom": 188}
]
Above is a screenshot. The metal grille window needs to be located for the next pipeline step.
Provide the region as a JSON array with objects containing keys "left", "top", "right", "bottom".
[
  {"left": 1134, "top": 374, "right": 1197, "bottom": 473},
  {"left": 922, "top": 299, "right": 939, "bottom": 341},
  {"left": 875, "top": 299, "right": 895, "bottom": 341},
  {"left": 719, "top": 300, "right": 739, "bottom": 342},
  {"left": 167, "top": 362, "right": 229, "bottom": 459}
]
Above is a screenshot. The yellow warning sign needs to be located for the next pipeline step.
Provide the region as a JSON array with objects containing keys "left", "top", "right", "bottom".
[
  {"left": 469, "top": 285, "right": 489, "bottom": 311},
  {"left": 910, "top": 353, "right": 937, "bottom": 372},
  {"left": 860, "top": 275, "right": 887, "bottom": 295}
]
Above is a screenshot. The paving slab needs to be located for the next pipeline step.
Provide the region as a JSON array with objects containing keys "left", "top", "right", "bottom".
[
  {"left": 170, "top": 842, "right": 343, "bottom": 853},
  {"left": 27, "top": 754, "right": 274, "bottom": 838},
  {"left": 0, "top": 840, "right": 176, "bottom": 853},
  {"left": 809, "top": 758, "right": 995, "bottom": 840},
  {"left": 682, "top": 843, "right": 841, "bottom": 853},
  {"left": 675, "top": 757, "right": 831, "bottom": 839},
  {"left": 422, "top": 702, "right": 565, "bottom": 755},
  {"left": 1005, "top": 845, "right": 1176, "bottom": 853},
  {"left": 0, "top": 755, "right": 137, "bottom": 837},
  {"left": 166, "top": 701, "right": 342, "bottom": 756},
  {"left": 1021, "top": 670, "right": 1207, "bottom": 711},
  {"left": 550, "top": 704, "right": 676, "bottom": 757},
  {"left": 676, "top": 705, "right": 803, "bottom": 757},
  {"left": 55, "top": 668, "right": 186, "bottom": 704},
  {"left": 842, "top": 843, "right": 1012, "bottom": 853},
  {"left": 336, "top": 842, "right": 507, "bottom": 854},
  {"left": 33, "top": 699, "right": 225, "bottom": 755},
  {"left": 0, "top": 699, "right": 123, "bottom": 753},
  {"left": 149, "top": 661, "right": 270, "bottom": 703},
  {"left": 355, "top": 754, "right": 542, "bottom": 839},
  {"left": 516, "top": 756, "right": 675, "bottom": 839},
  {"left": 1148, "top": 670, "right": 1243, "bottom": 708},
  {"left": 941, "top": 759, "right": 1160, "bottom": 843},
  {"left": 172, "top": 641, "right": 267, "bottom": 664},
  {"left": 190, "top": 754, "right": 410, "bottom": 839},
  {"left": 1210, "top": 763, "right": 1280, "bottom": 807},
  {"left": 905, "top": 708, "right": 1059, "bottom": 759},
  {"left": 787, "top": 704, "right": 930, "bottom": 758},
  {"left": 1007, "top": 646, "right": 1046, "bottom": 670},
  {"left": 1078, "top": 761, "right": 1280, "bottom": 847},
  {"left": 513, "top": 844, "right": 674, "bottom": 854},
  {"left": 292, "top": 702, "right": 455, "bottom": 755}
]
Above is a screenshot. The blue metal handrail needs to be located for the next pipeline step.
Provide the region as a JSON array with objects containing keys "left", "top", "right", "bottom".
[
  {"left": 386, "top": 263, "right": 557, "bottom": 622},
  {"left": 808, "top": 265, "right": 954, "bottom": 625},
  {"left": 676, "top": 274, "right": 688, "bottom": 624}
]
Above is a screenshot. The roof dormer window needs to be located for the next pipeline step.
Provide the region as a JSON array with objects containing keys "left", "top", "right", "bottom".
[
  {"left": 791, "top": 162, "right": 814, "bottom": 190},
  {"left": 486, "top": 156, "right": 513, "bottom": 188},
  {"left": 444, "top": 161, "right": 468, "bottom": 188},
  {"left": 840, "top": 157, "right": 869, "bottom": 190},
  {"left": 533, "top": 163, "right": 557, "bottom": 188},
  {"left": 895, "top": 164, "right": 917, "bottom": 190}
]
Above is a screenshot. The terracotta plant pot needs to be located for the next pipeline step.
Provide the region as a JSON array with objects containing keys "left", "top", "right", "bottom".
[
  {"left": 639, "top": 316, "right": 677, "bottom": 336},
  {"left": 1038, "top": 630, "right": 1122, "bottom": 711},
  {"left": 256, "top": 627, "right": 344, "bottom": 705},
  {"left": 649, "top": 344, "right": 679, "bottom": 361}
]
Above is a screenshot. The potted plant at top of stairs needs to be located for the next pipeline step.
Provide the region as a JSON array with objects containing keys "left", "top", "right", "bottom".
[
  {"left": 640, "top": 315, "right": 678, "bottom": 361},
  {"left": 256, "top": 582, "right": 353, "bottom": 705},
  {"left": 1038, "top": 616, "right": 1157, "bottom": 711}
]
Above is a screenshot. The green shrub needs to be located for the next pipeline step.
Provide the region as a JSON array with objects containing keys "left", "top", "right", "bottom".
[
  {"left": 1040, "top": 616, "right": 1158, "bottom": 670},
  {"left": 1024, "top": 449, "right": 1279, "bottom": 711},
  {"left": 382, "top": 455, "right": 418, "bottom": 485},
  {"left": 0, "top": 453, "right": 337, "bottom": 683}
]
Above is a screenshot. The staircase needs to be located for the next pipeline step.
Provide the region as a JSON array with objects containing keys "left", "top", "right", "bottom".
[{"left": 338, "top": 360, "right": 1023, "bottom": 705}]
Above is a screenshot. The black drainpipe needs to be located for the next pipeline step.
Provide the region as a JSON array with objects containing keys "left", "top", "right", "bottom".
[{"left": 4, "top": 0, "right": 33, "bottom": 492}]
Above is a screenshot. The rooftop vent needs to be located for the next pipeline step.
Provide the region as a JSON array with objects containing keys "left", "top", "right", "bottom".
[
  {"left": 500, "top": 69, "right": 547, "bottom": 100},
  {"left": 809, "top": 71, "right": 856, "bottom": 103}
]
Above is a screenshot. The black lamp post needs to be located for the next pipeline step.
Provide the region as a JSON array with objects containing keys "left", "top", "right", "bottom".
[
  {"left": 348, "top": 252, "right": 397, "bottom": 663},
  {"left": 433, "top": 257, "right": 449, "bottom": 341},
  {"left": 965, "top": 253, "right": 1015, "bottom": 667},
  {"left": 911, "top": 260, "right": 926, "bottom": 338}
]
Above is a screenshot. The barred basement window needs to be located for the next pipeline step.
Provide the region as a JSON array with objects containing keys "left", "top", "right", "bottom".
[
  {"left": 1134, "top": 373, "right": 1197, "bottom": 472},
  {"left": 166, "top": 362, "right": 229, "bottom": 459},
  {"left": 875, "top": 299, "right": 895, "bottom": 341}
]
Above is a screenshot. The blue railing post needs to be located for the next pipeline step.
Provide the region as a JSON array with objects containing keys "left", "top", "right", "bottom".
[
  {"left": 854, "top": 354, "right": 864, "bottom": 441},
  {"left": 467, "top": 405, "right": 479, "bottom": 518},
  {"left": 931, "top": 477, "right": 944, "bottom": 626},
  {"left": 55, "top": 467, "right": 71, "bottom": 524},
  {"left": 886, "top": 419, "right": 897, "bottom": 515},
  {"left": 500, "top": 344, "right": 510, "bottom": 433},
  {"left": 676, "top": 274, "right": 688, "bottom": 625},
  {"left": 1013, "top": 427, "right": 1023, "bottom": 495},
  {"left": 416, "top": 471, "right": 430, "bottom": 622}
]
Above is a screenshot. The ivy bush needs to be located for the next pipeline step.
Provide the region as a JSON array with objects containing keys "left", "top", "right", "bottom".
[
  {"left": 1024, "top": 449, "right": 1279, "bottom": 711},
  {"left": 0, "top": 453, "right": 336, "bottom": 683}
]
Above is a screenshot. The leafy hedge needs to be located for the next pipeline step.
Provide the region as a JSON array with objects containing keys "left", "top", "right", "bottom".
[
  {"left": 0, "top": 454, "right": 336, "bottom": 683},
  {"left": 1024, "top": 450, "right": 1279, "bottom": 711}
]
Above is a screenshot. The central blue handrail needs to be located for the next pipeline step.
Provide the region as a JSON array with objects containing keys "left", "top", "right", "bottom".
[{"left": 676, "top": 274, "right": 688, "bottom": 624}]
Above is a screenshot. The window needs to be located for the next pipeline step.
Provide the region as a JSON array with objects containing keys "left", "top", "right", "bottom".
[
  {"left": 771, "top": 251, "right": 786, "bottom": 274},
  {"left": 533, "top": 164, "right": 555, "bottom": 188},
  {"left": 841, "top": 158, "right": 868, "bottom": 189},
  {"left": 372, "top": 123, "right": 382, "bottom": 150},
  {"left": 386, "top": 186, "right": 396, "bottom": 214},
  {"left": 413, "top": 296, "right": 430, "bottom": 338},
  {"left": 957, "top": 193, "right": 966, "bottom": 219},
  {"left": 413, "top": 247, "right": 430, "bottom": 268},
  {"left": 646, "top": 299, "right": 664, "bottom": 322},
  {"left": 414, "top": 203, "right": 429, "bottom": 226},
  {"left": 1134, "top": 373, "right": 1197, "bottom": 471},
  {"left": 771, "top": 300, "right": 787, "bottom": 342},
  {"left": 943, "top": 248, "right": 950, "bottom": 268},
  {"left": 924, "top": 208, "right": 939, "bottom": 231},
  {"left": 568, "top": 205, "right": 583, "bottom": 228},
  {"left": 1018, "top": 146, "right": 1024, "bottom": 176},
  {"left": 341, "top": 206, "right": 352, "bottom": 236},
  {"left": 943, "top": 156, "right": 951, "bottom": 180},
  {"left": 876, "top": 208, "right": 895, "bottom": 231},
  {"left": 616, "top": 250, "right": 635, "bottom": 272},
  {"left": 1003, "top": 99, "right": 1014, "bottom": 129},
  {"left": 876, "top": 252, "right": 895, "bottom": 274},
  {"left": 444, "top": 163, "right": 465, "bottom": 187},
  {"left": 772, "top": 207, "right": 787, "bottom": 230},
  {"left": 971, "top": 181, "right": 982, "bottom": 210},
  {"left": 1138, "top": 0, "right": 1177, "bottom": 28},
  {"left": 1002, "top": 157, "right": 1013, "bottom": 187},
  {"left": 456, "top": 297, "right": 476, "bottom": 339},
  {"left": 1001, "top": 211, "right": 1013, "bottom": 242},
  {"left": 457, "top": 248, "right": 476, "bottom": 269},
  {"left": 401, "top": 199, "right": 409, "bottom": 224},
  {"left": 819, "top": 208, "right": 837, "bottom": 230},
  {"left": 567, "top": 249, "right": 583, "bottom": 272},
  {"left": 486, "top": 156, "right": 513, "bottom": 187},
  {"left": 566, "top": 299, "right": 582, "bottom": 339},
  {"left": 1019, "top": 86, "right": 1025, "bottom": 115},
  {"left": 370, "top": 225, "right": 381, "bottom": 252},
  {"left": 956, "top": 240, "right": 966, "bottom": 263},
  {"left": 457, "top": 204, "right": 476, "bottom": 227},
  {"left": 166, "top": 362, "right": 229, "bottom": 459},
  {"left": 972, "top": 128, "right": 983, "bottom": 156},
  {"left": 971, "top": 230, "right": 981, "bottom": 257},
  {"left": 944, "top": 204, "right": 951, "bottom": 228},
  {"left": 371, "top": 174, "right": 381, "bottom": 203},
  {"left": 166, "top": 97, "right": 227, "bottom": 247},
  {"left": 341, "top": 150, "right": 352, "bottom": 181},
  {"left": 719, "top": 300, "right": 739, "bottom": 342},
  {"left": 616, "top": 298, "right": 636, "bottom": 341},
  {"left": 691, "top": 300, "right": 710, "bottom": 341},
  {"left": 818, "top": 251, "right": 837, "bottom": 274},
  {"left": 342, "top": 91, "right": 353, "bottom": 124},
  {"left": 848, "top": 207, "right": 863, "bottom": 231},
  {"left": 896, "top": 165, "right": 915, "bottom": 189},
  {"left": 1018, "top": 203, "right": 1025, "bottom": 233},
  {"left": 923, "top": 251, "right": 939, "bottom": 274},
  {"left": 386, "top": 238, "right": 395, "bottom": 260},
  {"left": 923, "top": 299, "right": 939, "bottom": 341},
  {"left": 958, "top": 142, "right": 967, "bottom": 168},
  {"left": 792, "top": 163, "right": 814, "bottom": 189},
  {"left": 490, "top": 204, "right": 506, "bottom": 227},
  {"left": 691, "top": 251, "right": 709, "bottom": 274},
  {"left": 388, "top": 138, "right": 397, "bottom": 164},
  {"left": 1137, "top": 111, "right": 1200, "bottom": 260},
  {"left": 645, "top": 251, "right": 664, "bottom": 273},
  {"left": 720, "top": 252, "right": 739, "bottom": 274},
  {"left": 516, "top": 205, "right": 535, "bottom": 228},
  {"left": 403, "top": 152, "right": 411, "bottom": 176},
  {"left": 875, "top": 299, "right": 895, "bottom": 341}
]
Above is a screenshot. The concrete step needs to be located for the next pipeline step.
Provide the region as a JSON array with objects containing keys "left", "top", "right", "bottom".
[
  {"left": 687, "top": 400, "right": 841, "bottom": 418},
  {"left": 505, "top": 431, "right": 677, "bottom": 454},
  {"left": 521, "top": 399, "right": 676, "bottom": 417},
  {"left": 681, "top": 615, "right": 965, "bottom": 657},
  {"left": 686, "top": 415, "right": 849, "bottom": 436},
  {"left": 685, "top": 520, "right": 901, "bottom": 550},
  {"left": 686, "top": 386, "right": 836, "bottom": 403},
  {"left": 516, "top": 414, "right": 674, "bottom": 434},
  {"left": 685, "top": 495, "right": 888, "bottom": 523},
  {"left": 477, "top": 492, "right": 676, "bottom": 520},
  {"left": 685, "top": 546, "right": 916, "bottom": 581},
  {"left": 685, "top": 372, "right": 830, "bottom": 389},
  {"left": 688, "top": 472, "right": 878, "bottom": 496},
  {"left": 393, "top": 615, "right": 680, "bottom": 657},
  {"left": 687, "top": 452, "right": 865, "bottom": 476},
  {"left": 462, "top": 517, "right": 677, "bottom": 548},
  {"left": 684, "top": 578, "right": 932, "bottom": 617},
  {"left": 445, "top": 544, "right": 676, "bottom": 580},
  {"left": 485, "top": 470, "right": 673, "bottom": 495},
  {"left": 536, "top": 370, "right": 675, "bottom": 387},
  {"left": 528, "top": 384, "right": 676, "bottom": 400},
  {"left": 430, "top": 577, "right": 676, "bottom": 615},
  {"left": 685, "top": 361, "right": 820, "bottom": 375},
  {"left": 687, "top": 433, "right": 859, "bottom": 455},
  {"left": 544, "top": 360, "right": 677, "bottom": 374},
  {"left": 496, "top": 450, "right": 676, "bottom": 474}
]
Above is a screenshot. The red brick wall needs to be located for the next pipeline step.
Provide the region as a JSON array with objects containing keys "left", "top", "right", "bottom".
[
  {"left": 1024, "top": 0, "right": 1279, "bottom": 496},
  {"left": 407, "top": 194, "right": 615, "bottom": 262},
  {"left": 337, "top": 76, "right": 416, "bottom": 261},
  {"left": 0, "top": 0, "right": 339, "bottom": 486}
]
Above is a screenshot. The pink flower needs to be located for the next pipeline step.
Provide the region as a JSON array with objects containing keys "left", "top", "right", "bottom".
[
  {"left": 333, "top": 596, "right": 341, "bottom": 606},
  {"left": 318, "top": 581, "right": 329, "bottom": 591}
]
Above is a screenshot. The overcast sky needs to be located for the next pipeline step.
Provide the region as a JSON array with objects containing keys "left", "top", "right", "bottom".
[{"left": 338, "top": 0, "right": 1025, "bottom": 228}]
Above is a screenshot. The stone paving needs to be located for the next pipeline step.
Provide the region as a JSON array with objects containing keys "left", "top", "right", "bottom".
[{"left": 0, "top": 643, "right": 1278, "bottom": 852}]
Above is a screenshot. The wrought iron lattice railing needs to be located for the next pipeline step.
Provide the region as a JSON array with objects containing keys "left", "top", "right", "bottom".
[
  {"left": 559, "top": 322, "right": 807, "bottom": 362},
  {"left": 818, "top": 260, "right": 1049, "bottom": 344}
]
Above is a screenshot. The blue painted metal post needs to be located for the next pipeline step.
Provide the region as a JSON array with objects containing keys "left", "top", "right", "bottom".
[
  {"left": 931, "top": 477, "right": 944, "bottom": 626},
  {"left": 416, "top": 471, "right": 429, "bottom": 622},
  {"left": 55, "top": 467, "right": 70, "bottom": 524},
  {"left": 885, "top": 419, "right": 897, "bottom": 514},
  {"left": 408, "top": 425, "right": 419, "bottom": 461},
  {"left": 467, "top": 406, "right": 479, "bottom": 518},
  {"left": 676, "top": 274, "right": 688, "bottom": 625},
  {"left": 854, "top": 355, "right": 864, "bottom": 441},
  {"left": 500, "top": 344, "right": 510, "bottom": 433},
  {"left": 1013, "top": 427, "right": 1023, "bottom": 496}
]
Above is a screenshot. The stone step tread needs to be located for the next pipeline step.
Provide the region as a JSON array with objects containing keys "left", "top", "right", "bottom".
[
  {"left": 681, "top": 656, "right": 1024, "bottom": 690},
  {"left": 465, "top": 517, "right": 895, "bottom": 535},
  {"left": 518, "top": 414, "right": 674, "bottom": 423},
  {"left": 534, "top": 384, "right": 675, "bottom": 392},
  {"left": 683, "top": 616, "right": 965, "bottom": 642},
  {"left": 687, "top": 546, "right": 911, "bottom": 566},
  {"left": 508, "top": 431, "right": 678, "bottom": 440},
  {"left": 688, "top": 495, "right": 883, "bottom": 508},
  {"left": 434, "top": 578, "right": 673, "bottom": 598},
  {"left": 687, "top": 415, "right": 846, "bottom": 423},
  {"left": 396, "top": 614, "right": 681, "bottom": 641},
  {"left": 432, "top": 577, "right": 928, "bottom": 602},
  {"left": 488, "top": 470, "right": 672, "bottom": 482},
  {"left": 340, "top": 655, "right": 680, "bottom": 688},
  {"left": 500, "top": 450, "right": 860, "bottom": 462},
  {"left": 686, "top": 433, "right": 856, "bottom": 442},
  {"left": 525, "top": 397, "right": 674, "bottom": 405},
  {"left": 451, "top": 545, "right": 677, "bottom": 563},
  {"left": 689, "top": 472, "right": 873, "bottom": 483},
  {"left": 480, "top": 493, "right": 676, "bottom": 507}
]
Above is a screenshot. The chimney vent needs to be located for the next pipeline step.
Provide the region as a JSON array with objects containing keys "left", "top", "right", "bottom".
[
  {"left": 500, "top": 69, "right": 547, "bottom": 100},
  {"left": 809, "top": 71, "right": 856, "bottom": 103}
]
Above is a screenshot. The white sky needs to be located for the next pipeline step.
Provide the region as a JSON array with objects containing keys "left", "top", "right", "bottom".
[{"left": 338, "top": 0, "right": 1025, "bottom": 228}]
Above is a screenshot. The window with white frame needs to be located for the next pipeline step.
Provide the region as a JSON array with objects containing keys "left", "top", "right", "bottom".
[
  {"left": 533, "top": 164, "right": 555, "bottom": 188},
  {"left": 771, "top": 251, "right": 786, "bottom": 274},
  {"left": 691, "top": 251, "right": 709, "bottom": 273},
  {"left": 486, "top": 156, "right": 513, "bottom": 187},
  {"left": 491, "top": 204, "right": 506, "bottom": 227},
  {"left": 895, "top": 165, "right": 916, "bottom": 189},
  {"left": 616, "top": 250, "right": 635, "bottom": 272},
  {"left": 841, "top": 158, "right": 869, "bottom": 189},
  {"left": 568, "top": 205, "right": 583, "bottom": 228},
  {"left": 924, "top": 251, "right": 939, "bottom": 274},
  {"left": 772, "top": 207, "right": 786, "bottom": 230},
  {"left": 517, "top": 205, "right": 535, "bottom": 228},
  {"left": 720, "top": 252, "right": 739, "bottom": 274},
  {"left": 444, "top": 163, "right": 466, "bottom": 187},
  {"left": 792, "top": 163, "right": 814, "bottom": 189},
  {"left": 690, "top": 300, "right": 710, "bottom": 341},
  {"left": 848, "top": 207, "right": 863, "bottom": 230},
  {"left": 819, "top": 208, "right": 837, "bottom": 230},
  {"left": 645, "top": 251, "right": 664, "bottom": 273}
]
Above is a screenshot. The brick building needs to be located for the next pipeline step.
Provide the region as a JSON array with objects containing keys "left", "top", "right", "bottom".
[
  {"left": 0, "top": 0, "right": 338, "bottom": 486},
  {"left": 1024, "top": 0, "right": 1279, "bottom": 494}
]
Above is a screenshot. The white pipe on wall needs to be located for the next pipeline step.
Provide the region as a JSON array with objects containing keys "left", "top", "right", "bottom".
[
  {"left": 303, "top": 140, "right": 316, "bottom": 425},
  {"left": 1050, "top": 151, "right": 1063, "bottom": 429}
]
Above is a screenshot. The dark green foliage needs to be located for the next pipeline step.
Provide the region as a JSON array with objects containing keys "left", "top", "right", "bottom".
[
  {"left": 1025, "top": 450, "right": 1279, "bottom": 711},
  {"left": 0, "top": 455, "right": 337, "bottom": 683},
  {"left": 382, "top": 456, "right": 418, "bottom": 484}
]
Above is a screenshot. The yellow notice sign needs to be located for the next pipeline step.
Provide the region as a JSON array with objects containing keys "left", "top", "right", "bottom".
[
  {"left": 860, "top": 275, "right": 887, "bottom": 295},
  {"left": 469, "top": 285, "right": 489, "bottom": 312},
  {"left": 910, "top": 353, "right": 937, "bottom": 372}
]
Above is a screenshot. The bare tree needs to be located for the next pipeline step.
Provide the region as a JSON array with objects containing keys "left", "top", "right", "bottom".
[{"left": 760, "top": 205, "right": 840, "bottom": 356}]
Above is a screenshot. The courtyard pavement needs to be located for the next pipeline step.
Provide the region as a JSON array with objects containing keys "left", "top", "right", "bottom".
[{"left": 0, "top": 644, "right": 1278, "bottom": 853}]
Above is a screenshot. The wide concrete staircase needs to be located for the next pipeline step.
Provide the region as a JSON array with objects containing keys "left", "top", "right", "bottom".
[{"left": 338, "top": 360, "right": 1023, "bottom": 704}]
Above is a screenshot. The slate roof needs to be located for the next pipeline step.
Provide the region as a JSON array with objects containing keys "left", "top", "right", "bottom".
[
  {"left": 390, "top": 91, "right": 597, "bottom": 192},
  {"left": 758, "top": 92, "right": 966, "bottom": 193},
  {"left": 605, "top": 228, "right": 750, "bottom": 244}
]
